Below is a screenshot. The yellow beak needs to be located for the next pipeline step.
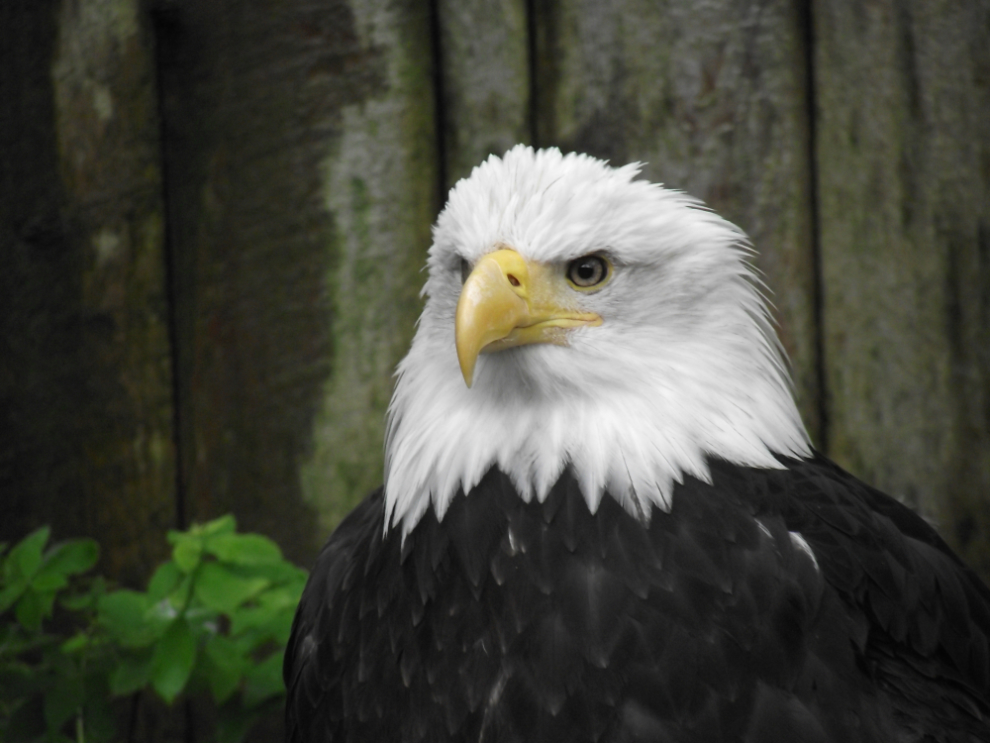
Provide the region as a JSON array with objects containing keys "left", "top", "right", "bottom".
[{"left": 454, "top": 249, "right": 602, "bottom": 387}]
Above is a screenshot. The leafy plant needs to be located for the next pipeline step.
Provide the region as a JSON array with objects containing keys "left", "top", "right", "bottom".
[{"left": 0, "top": 517, "right": 307, "bottom": 742}]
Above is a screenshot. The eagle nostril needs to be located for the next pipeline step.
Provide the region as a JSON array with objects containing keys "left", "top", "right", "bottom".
[{"left": 507, "top": 274, "right": 520, "bottom": 287}]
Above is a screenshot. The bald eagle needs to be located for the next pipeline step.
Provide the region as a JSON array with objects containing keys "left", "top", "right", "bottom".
[{"left": 285, "top": 147, "right": 990, "bottom": 742}]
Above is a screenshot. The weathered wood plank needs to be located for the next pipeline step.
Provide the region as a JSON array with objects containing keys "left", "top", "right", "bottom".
[
  {"left": 0, "top": 0, "right": 175, "bottom": 587},
  {"left": 436, "top": 0, "right": 531, "bottom": 188},
  {"left": 155, "top": 0, "right": 438, "bottom": 553},
  {"left": 532, "top": 0, "right": 821, "bottom": 444},
  {"left": 815, "top": 0, "right": 990, "bottom": 578},
  {"left": 300, "top": 0, "right": 440, "bottom": 535}
]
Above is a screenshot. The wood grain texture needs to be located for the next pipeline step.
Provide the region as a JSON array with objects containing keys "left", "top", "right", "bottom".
[
  {"left": 532, "top": 0, "right": 821, "bottom": 444},
  {"left": 155, "top": 0, "right": 335, "bottom": 564},
  {"left": 156, "top": 0, "right": 437, "bottom": 552},
  {"left": 298, "top": 0, "right": 439, "bottom": 536},
  {"left": 815, "top": 0, "right": 990, "bottom": 578},
  {"left": 0, "top": 0, "right": 175, "bottom": 586},
  {"left": 436, "top": 0, "right": 531, "bottom": 187}
]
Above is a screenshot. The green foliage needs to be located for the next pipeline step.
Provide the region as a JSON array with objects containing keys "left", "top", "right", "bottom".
[{"left": 0, "top": 517, "right": 307, "bottom": 742}]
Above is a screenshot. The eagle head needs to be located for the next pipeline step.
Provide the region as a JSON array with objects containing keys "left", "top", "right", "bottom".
[{"left": 384, "top": 146, "right": 809, "bottom": 533}]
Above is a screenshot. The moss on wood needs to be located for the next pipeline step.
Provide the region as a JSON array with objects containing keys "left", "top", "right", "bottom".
[
  {"left": 436, "top": 0, "right": 531, "bottom": 187},
  {"left": 298, "top": 0, "right": 439, "bottom": 536},
  {"left": 815, "top": 0, "right": 990, "bottom": 581}
]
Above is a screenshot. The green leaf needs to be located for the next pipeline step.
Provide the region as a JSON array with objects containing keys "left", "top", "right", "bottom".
[
  {"left": 169, "top": 515, "right": 236, "bottom": 546},
  {"left": 193, "top": 563, "right": 269, "bottom": 615},
  {"left": 164, "top": 573, "right": 197, "bottom": 613},
  {"left": 0, "top": 579, "right": 27, "bottom": 613},
  {"left": 173, "top": 539, "right": 203, "bottom": 574},
  {"left": 30, "top": 570, "right": 68, "bottom": 592},
  {"left": 59, "top": 592, "right": 93, "bottom": 613},
  {"left": 150, "top": 617, "right": 198, "bottom": 704},
  {"left": 229, "top": 592, "right": 297, "bottom": 644},
  {"left": 14, "top": 587, "right": 52, "bottom": 631},
  {"left": 97, "top": 591, "right": 163, "bottom": 648},
  {"left": 59, "top": 576, "right": 105, "bottom": 612},
  {"left": 3, "top": 527, "right": 50, "bottom": 583},
  {"left": 199, "top": 514, "right": 237, "bottom": 537},
  {"left": 148, "top": 561, "right": 182, "bottom": 602},
  {"left": 203, "top": 635, "right": 247, "bottom": 703},
  {"left": 206, "top": 533, "right": 282, "bottom": 566},
  {"left": 243, "top": 652, "right": 285, "bottom": 708},
  {"left": 241, "top": 559, "right": 308, "bottom": 586},
  {"left": 42, "top": 539, "right": 99, "bottom": 579},
  {"left": 109, "top": 651, "right": 153, "bottom": 696},
  {"left": 60, "top": 632, "right": 91, "bottom": 654},
  {"left": 227, "top": 602, "right": 277, "bottom": 636}
]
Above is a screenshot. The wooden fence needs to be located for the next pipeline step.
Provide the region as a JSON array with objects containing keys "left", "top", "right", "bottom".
[{"left": 3, "top": 0, "right": 989, "bottom": 591}]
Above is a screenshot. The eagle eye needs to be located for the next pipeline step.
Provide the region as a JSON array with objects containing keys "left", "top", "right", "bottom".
[{"left": 566, "top": 254, "right": 611, "bottom": 290}]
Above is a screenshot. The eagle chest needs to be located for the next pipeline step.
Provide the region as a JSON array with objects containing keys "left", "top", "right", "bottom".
[{"left": 321, "top": 469, "right": 877, "bottom": 743}]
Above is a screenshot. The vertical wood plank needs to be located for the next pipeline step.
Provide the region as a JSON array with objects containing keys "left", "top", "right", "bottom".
[
  {"left": 300, "top": 0, "right": 439, "bottom": 535},
  {"left": 436, "top": 0, "right": 531, "bottom": 188},
  {"left": 155, "top": 0, "right": 437, "bottom": 553},
  {"left": 532, "top": 0, "right": 821, "bottom": 444},
  {"left": 815, "top": 0, "right": 990, "bottom": 577},
  {"left": 0, "top": 0, "right": 176, "bottom": 586}
]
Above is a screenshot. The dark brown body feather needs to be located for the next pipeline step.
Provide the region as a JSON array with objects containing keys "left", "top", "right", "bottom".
[{"left": 285, "top": 454, "right": 990, "bottom": 742}]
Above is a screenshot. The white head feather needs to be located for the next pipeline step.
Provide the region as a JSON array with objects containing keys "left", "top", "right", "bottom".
[{"left": 384, "top": 146, "right": 810, "bottom": 535}]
